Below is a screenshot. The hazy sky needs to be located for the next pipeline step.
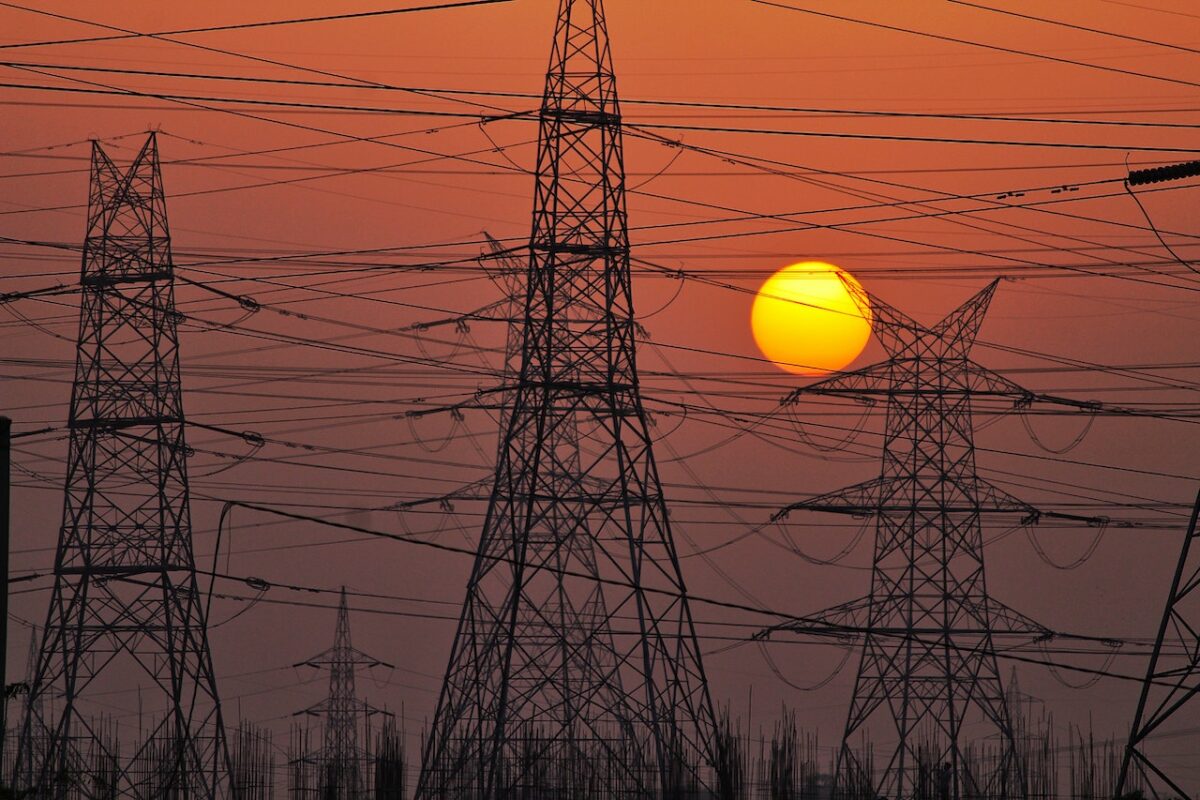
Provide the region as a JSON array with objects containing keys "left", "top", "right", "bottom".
[{"left": 2, "top": 0, "right": 1199, "bottom": 788}]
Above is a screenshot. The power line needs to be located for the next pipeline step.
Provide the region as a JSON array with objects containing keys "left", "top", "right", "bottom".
[
  {"left": 5, "top": 60, "right": 1200, "bottom": 130},
  {"left": 749, "top": 0, "right": 1200, "bottom": 91},
  {"left": 9, "top": 75, "right": 1199, "bottom": 153},
  {"left": 166, "top": 499, "right": 1185, "bottom": 693},
  {"left": 0, "top": 81, "right": 501, "bottom": 121},
  {"left": 0, "top": 1, "right": 515, "bottom": 50},
  {"left": 946, "top": 1, "right": 1200, "bottom": 57}
]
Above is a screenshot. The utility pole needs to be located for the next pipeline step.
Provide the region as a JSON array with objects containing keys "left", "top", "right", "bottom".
[{"left": 415, "top": 2, "right": 720, "bottom": 798}]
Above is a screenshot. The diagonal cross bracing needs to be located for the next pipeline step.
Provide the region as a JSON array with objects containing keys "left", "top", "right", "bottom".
[
  {"left": 415, "top": 3, "right": 720, "bottom": 799},
  {"left": 15, "top": 133, "right": 230, "bottom": 799},
  {"left": 770, "top": 280, "right": 1048, "bottom": 800}
]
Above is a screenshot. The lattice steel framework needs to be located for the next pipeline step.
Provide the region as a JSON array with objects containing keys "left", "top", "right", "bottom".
[
  {"left": 768, "top": 280, "right": 1049, "bottom": 800},
  {"left": 1117, "top": 487, "right": 1200, "bottom": 799},
  {"left": 14, "top": 133, "right": 229, "bottom": 798},
  {"left": 295, "top": 588, "right": 386, "bottom": 800},
  {"left": 415, "top": 2, "right": 719, "bottom": 798}
]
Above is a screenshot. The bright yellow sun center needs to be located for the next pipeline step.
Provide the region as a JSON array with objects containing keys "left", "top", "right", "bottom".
[{"left": 750, "top": 261, "right": 873, "bottom": 376}]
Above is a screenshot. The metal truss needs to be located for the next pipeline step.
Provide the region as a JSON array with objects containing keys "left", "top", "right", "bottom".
[
  {"left": 293, "top": 588, "right": 389, "bottom": 800},
  {"left": 768, "top": 280, "right": 1048, "bottom": 800},
  {"left": 415, "top": 3, "right": 719, "bottom": 798},
  {"left": 1117, "top": 488, "right": 1200, "bottom": 799},
  {"left": 15, "top": 133, "right": 230, "bottom": 799}
]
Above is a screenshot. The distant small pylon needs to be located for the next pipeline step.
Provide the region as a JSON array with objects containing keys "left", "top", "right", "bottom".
[{"left": 293, "top": 588, "right": 389, "bottom": 800}]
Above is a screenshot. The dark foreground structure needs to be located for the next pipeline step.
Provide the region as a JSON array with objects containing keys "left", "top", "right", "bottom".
[
  {"left": 415, "top": 1, "right": 722, "bottom": 798},
  {"left": 765, "top": 281, "right": 1107, "bottom": 800},
  {"left": 13, "top": 134, "right": 230, "bottom": 799}
]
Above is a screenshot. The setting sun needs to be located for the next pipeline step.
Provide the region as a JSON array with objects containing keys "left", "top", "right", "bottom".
[{"left": 750, "top": 261, "right": 873, "bottom": 376}]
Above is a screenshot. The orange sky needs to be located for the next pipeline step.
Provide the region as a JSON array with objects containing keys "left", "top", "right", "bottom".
[{"left": 3, "top": 0, "right": 1200, "bottom": 787}]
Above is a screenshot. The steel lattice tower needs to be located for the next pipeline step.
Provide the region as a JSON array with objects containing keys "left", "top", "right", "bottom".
[
  {"left": 415, "top": 2, "right": 719, "bottom": 798},
  {"left": 480, "top": 233, "right": 535, "bottom": 416},
  {"left": 767, "top": 280, "right": 1050, "bottom": 800},
  {"left": 14, "top": 133, "right": 230, "bottom": 798},
  {"left": 295, "top": 588, "right": 386, "bottom": 800},
  {"left": 1116, "top": 488, "right": 1200, "bottom": 799},
  {"left": 474, "top": 233, "right": 632, "bottom": 791}
]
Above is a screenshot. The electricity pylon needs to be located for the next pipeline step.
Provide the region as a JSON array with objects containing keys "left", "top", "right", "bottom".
[
  {"left": 1116, "top": 487, "right": 1200, "bottom": 799},
  {"left": 479, "top": 233, "right": 532, "bottom": 417},
  {"left": 475, "top": 232, "right": 633, "bottom": 788},
  {"left": 765, "top": 280, "right": 1053, "bottom": 800},
  {"left": 15, "top": 133, "right": 230, "bottom": 798},
  {"left": 415, "top": 2, "right": 719, "bottom": 798},
  {"left": 294, "top": 587, "right": 388, "bottom": 800}
]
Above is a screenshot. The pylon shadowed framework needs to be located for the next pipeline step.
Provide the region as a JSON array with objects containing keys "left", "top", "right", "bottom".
[
  {"left": 15, "top": 133, "right": 230, "bottom": 798},
  {"left": 480, "top": 233, "right": 534, "bottom": 420},
  {"left": 292, "top": 587, "right": 389, "bottom": 800},
  {"left": 1116, "top": 487, "right": 1200, "bottom": 799},
  {"left": 766, "top": 280, "right": 1054, "bottom": 800},
  {"left": 415, "top": 2, "right": 719, "bottom": 798}
]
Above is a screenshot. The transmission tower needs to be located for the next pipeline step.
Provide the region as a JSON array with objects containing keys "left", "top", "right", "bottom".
[
  {"left": 293, "top": 587, "right": 388, "bottom": 800},
  {"left": 14, "top": 133, "right": 230, "bottom": 798},
  {"left": 480, "top": 233, "right": 530, "bottom": 412},
  {"left": 474, "top": 233, "right": 633, "bottom": 788},
  {"left": 1116, "top": 487, "right": 1200, "bottom": 799},
  {"left": 765, "top": 280, "right": 1055, "bottom": 800},
  {"left": 415, "top": 1, "right": 719, "bottom": 797}
]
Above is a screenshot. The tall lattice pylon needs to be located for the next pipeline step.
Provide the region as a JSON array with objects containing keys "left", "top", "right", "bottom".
[
  {"left": 765, "top": 280, "right": 1051, "bottom": 800},
  {"left": 293, "top": 588, "right": 387, "bottom": 800},
  {"left": 479, "top": 233, "right": 533, "bottom": 418},
  {"left": 14, "top": 133, "right": 230, "bottom": 798},
  {"left": 1116, "top": 487, "right": 1200, "bottom": 799},
  {"left": 415, "top": 2, "right": 719, "bottom": 798}
]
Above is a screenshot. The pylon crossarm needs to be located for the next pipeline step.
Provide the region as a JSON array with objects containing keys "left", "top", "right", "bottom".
[
  {"left": 981, "top": 596, "right": 1054, "bottom": 639},
  {"left": 480, "top": 232, "right": 526, "bottom": 284},
  {"left": 295, "top": 651, "right": 391, "bottom": 670},
  {"left": 777, "top": 475, "right": 1052, "bottom": 523},
  {"left": 961, "top": 360, "right": 1035, "bottom": 404},
  {"left": 834, "top": 269, "right": 921, "bottom": 349},
  {"left": 971, "top": 476, "right": 1040, "bottom": 517},
  {"left": 931, "top": 278, "right": 1001, "bottom": 344},
  {"left": 785, "top": 361, "right": 1036, "bottom": 406},
  {"left": 800, "top": 593, "right": 1050, "bottom": 642},
  {"left": 0, "top": 283, "right": 76, "bottom": 304},
  {"left": 773, "top": 477, "right": 885, "bottom": 521},
  {"left": 754, "top": 595, "right": 871, "bottom": 642},
  {"left": 783, "top": 362, "right": 892, "bottom": 405}
]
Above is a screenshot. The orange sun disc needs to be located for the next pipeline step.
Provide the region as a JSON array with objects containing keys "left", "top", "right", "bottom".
[{"left": 750, "top": 261, "right": 873, "bottom": 376}]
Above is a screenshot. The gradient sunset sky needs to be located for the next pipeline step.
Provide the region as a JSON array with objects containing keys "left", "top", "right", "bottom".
[{"left": 2, "top": 0, "right": 1200, "bottom": 786}]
